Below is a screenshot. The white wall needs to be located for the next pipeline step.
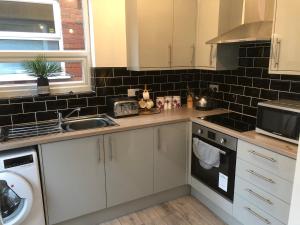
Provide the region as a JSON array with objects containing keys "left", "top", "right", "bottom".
[{"left": 288, "top": 139, "right": 300, "bottom": 225}]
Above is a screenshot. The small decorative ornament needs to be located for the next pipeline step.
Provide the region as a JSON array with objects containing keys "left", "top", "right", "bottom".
[
  {"left": 156, "top": 97, "right": 165, "bottom": 110},
  {"left": 164, "top": 96, "right": 173, "bottom": 110},
  {"left": 172, "top": 96, "right": 181, "bottom": 108}
]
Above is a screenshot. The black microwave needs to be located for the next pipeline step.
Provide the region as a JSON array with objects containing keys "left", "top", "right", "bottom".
[{"left": 256, "top": 100, "right": 300, "bottom": 144}]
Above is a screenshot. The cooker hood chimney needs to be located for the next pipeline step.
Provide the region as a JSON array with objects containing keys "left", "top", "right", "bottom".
[{"left": 207, "top": 0, "right": 274, "bottom": 44}]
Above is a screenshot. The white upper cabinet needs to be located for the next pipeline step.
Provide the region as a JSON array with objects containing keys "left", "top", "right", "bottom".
[
  {"left": 269, "top": 0, "right": 300, "bottom": 75},
  {"left": 172, "top": 0, "right": 197, "bottom": 68},
  {"left": 125, "top": 0, "right": 197, "bottom": 71},
  {"left": 90, "top": 0, "right": 127, "bottom": 67},
  {"left": 195, "top": 0, "right": 239, "bottom": 70}
]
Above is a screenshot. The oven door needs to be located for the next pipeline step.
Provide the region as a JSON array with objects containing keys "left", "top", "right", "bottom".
[{"left": 191, "top": 135, "right": 236, "bottom": 201}]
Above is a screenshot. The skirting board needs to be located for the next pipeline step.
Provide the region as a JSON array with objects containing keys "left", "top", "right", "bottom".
[
  {"left": 55, "top": 185, "right": 190, "bottom": 225},
  {"left": 191, "top": 187, "right": 242, "bottom": 225}
]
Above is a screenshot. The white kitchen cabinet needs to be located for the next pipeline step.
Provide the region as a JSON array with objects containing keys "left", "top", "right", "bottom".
[
  {"left": 125, "top": 0, "right": 197, "bottom": 70},
  {"left": 40, "top": 136, "right": 106, "bottom": 225},
  {"left": 172, "top": 0, "right": 197, "bottom": 68},
  {"left": 154, "top": 122, "right": 188, "bottom": 192},
  {"left": 195, "top": 0, "right": 239, "bottom": 70},
  {"left": 269, "top": 0, "right": 300, "bottom": 75},
  {"left": 104, "top": 128, "right": 154, "bottom": 207},
  {"left": 90, "top": 0, "right": 127, "bottom": 67}
]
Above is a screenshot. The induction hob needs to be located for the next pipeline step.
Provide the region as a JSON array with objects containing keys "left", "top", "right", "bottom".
[{"left": 200, "top": 112, "right": 256, "bottom": 132}]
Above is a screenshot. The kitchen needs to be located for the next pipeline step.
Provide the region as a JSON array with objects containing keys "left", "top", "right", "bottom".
[{"left": 0, "top": 0, "right": 299, "bottom": 225}]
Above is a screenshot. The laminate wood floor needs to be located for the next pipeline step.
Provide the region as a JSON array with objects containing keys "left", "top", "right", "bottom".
[{"left": 100, "top": 196, "right": 226, "bottom": 225}]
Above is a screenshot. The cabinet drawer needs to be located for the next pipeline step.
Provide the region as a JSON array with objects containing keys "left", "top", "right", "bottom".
[
  {"left": 237, "top": 140, "right": 296, "bottom": 182},
  {"left": 233, "top": 195, "right": 285, "bottom": 225},
  {"left": 236, "top": 159, "right": 293, "bottom": 203},
  {"left": 235, "top": 177, "right": 290, "bottom": 224}
]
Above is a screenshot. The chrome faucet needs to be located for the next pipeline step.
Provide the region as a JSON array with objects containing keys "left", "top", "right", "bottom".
[{"left": 57, "top": 107, "right": 81, "bottom": 131}]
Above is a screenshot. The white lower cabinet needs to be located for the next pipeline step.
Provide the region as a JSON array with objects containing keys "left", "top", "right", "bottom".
[
  {"left": 154, "top": 122, "right": 188, "bottom": 192},
  {"left": 233, "top": 140, "right": 296, "bottom": 225},
  {"left": 41, "top": 136, "right": 107, "bottom": 225},
  {"left": 104, "top": 128, "right": 154, "bottom": 207}
]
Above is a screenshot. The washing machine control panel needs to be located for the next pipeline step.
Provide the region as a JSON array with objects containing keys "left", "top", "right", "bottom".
[{"left": 4, "top": 154, "right": 34, "bottom": 169}]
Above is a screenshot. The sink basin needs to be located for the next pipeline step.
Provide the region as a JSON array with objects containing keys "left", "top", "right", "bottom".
[{"left": 62, "top": 115, "right": 117, "bottom": 131}]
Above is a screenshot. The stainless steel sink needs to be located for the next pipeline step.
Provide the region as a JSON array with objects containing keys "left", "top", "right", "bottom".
[{"left": 62, "top": 115, "right": 117, "bottom": 132}]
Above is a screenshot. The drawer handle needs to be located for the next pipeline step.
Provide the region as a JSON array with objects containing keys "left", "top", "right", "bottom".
[
  {"left": 247, "top": 170, "right": 275, "bottom": 184},
  {"left": 248, "top": 150, "right": 277, "bottom": 163},
  {"left": 245, "top": 207, "right": 271, "bottom": 224},
  {"left": 246, "top": 189, "right": 273, "bottom": 205}
]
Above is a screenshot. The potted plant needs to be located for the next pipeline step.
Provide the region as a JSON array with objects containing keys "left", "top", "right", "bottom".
[{"left": 23, "top": 55, "right": 61, "bottom": 96}]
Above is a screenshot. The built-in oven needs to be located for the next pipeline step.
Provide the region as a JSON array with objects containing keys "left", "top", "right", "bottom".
[{"left": 191, "top": 123, "right": 237, "bottom": 201}]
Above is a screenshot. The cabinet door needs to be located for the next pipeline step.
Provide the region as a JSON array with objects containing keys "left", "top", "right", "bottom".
[
  {"left": 172, "top": 0, "right": 197, "bottom": 68},
  {"left": 154, "top": 122, "right": 188, "bottom": 192},
  {"left": 269, "top": 0, "right": 300, "bottom": 75},
  {"left": 104, "top": 128, "right": 154, "bottom": 207},
  {"left": 138, "top": 0, "right": 173, "bottom": 68},
  {"left": 41, "top": 136, "right": 106, "bottom": 225},
  {"left": 195, "top": 0, "right": 220, "bottom": 69}
]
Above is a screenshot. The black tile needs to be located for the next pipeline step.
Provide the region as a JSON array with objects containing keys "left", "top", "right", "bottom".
[
  {"left": 263, "top": 47, "right": 271, "bottom": 57},
  {"left": 68, "top": 98, "right": 87, "bottom": 108},
  {"left": 236, "top": 95, "right": 251, "bottom": 106},
  {"left": 291, "top": 82, "right": 300, "bottom": 93},
  {"left": 219, "top": 84, "right": 230, "bottom": 92},
  {"left": 181, "top": 73, "right": 194, "bottom": 82},
  {"left": 245, "top": 87, "right": 260, "bottom": 97},
  {"left": 229, "top": 103, "right": 243, "bottom": 113},
  {"left": 161, "top": 83, "right": 174, "bottom": 91},
  {"left": 224, "top": 93, "right": 236, "bottom": 102},
  {"left": 279, "top": 92, "right": 300, "bottom": 101},
  {"left": 246, "top": 68, "right": 262, "bottom": 78},
  {"left": 253, "top": 78, "right": 270, "bottom": 89},
  {"left": 114, "top": 68, "right": 130, "bottom": 77},
  {"left": 87, "top": 97, "right": 105, "bottom": 106},
  {"left": 57, "top": 94, "right": 77, "bottom": 99},
  {"left": 46, "top": 100, "right": 67, "bottom": 110},
  {"left": 239, "top": 48, "right": 247, "bottom": 57},
  {"left": 115, "top": 86, "right": 129, "bottom": 95},
  {"left": 105, "top": 77, "right": 123, "bottom": 86},
  {"left": 12, "top": 113, "right": 36, "bottom": 124},
  {"left": 34, "top": 96, "right": 56, "bottom": 101},
  {"left": 0, "top": 99, "right": 9, "bottom": 105},
  {"left": 243, "top": 106, "right": 257, "bottom": 117},
  {"left": 95, "top": 78, "right": 106, "bottom": 86},
  {"left": 123, "top": 77, "right": 138, "bottom": 85},
  {"left": 230, "top": 85, "right": 244, "bottom": 95},
  {"left": 168, "top": 74, "right": 181, "bottom": 83},
  {"left": 139, "top": 76, "right": 153, "bottom": 84},
  {"left": 97, "top": 106, "right": 108, "bottom": 114},
  {"left": 187, "top": 81, "right": 199, "bottom": 89},
  {"left": 0, "top": 116, "right": 11, "bottom": 126},
  {"left": 174, "top": 82, "right": 187, "bottom": 90},
  {"left": 36, "top": 111, "right": 58, "bottom": 121},
  {"left": 0, "top": 104, "right": 23, "bottom": 115},
  {"left": 96, "top": 87, "right": 115, "bottom": 96},
  {"left": 238, "top": 77, "right": 252, "bottom": 86},
  {"left": 79, "top": 107, "right": 98, "bottom": 116},
  {"left": 77, "top": 92, "right": 96, "bottom": 98},
  {"left": 270, "top": 80, "right": 291, "bottom": 91},
  {"left": 254, "top": 58, "right": 269, "bottom": 68},
  {"left": 23, "top": 102, "right": 46, "bottom": 113},
  {"left": 10, "top": 97, "right": 34, "bottom": 103},
  {"left": 161, "top": 70, "right": 175, "bottom": 75},
  {"left": 239, "top": 58, "right": 253, "bottom": 67},
  {"left": 281, "top": 75, "right": 300, "bottom": 82},
  {"left": 225, "top": 76, "right": 238, "bottom": 85},
  {"left": 94, "top": 68, "right": 113, "bottom": 78},
  {"left": 247, "top": 47, "right": 264, "bottom": 57},
  {"left": 251, "top": 98, "right": 265, "bottom": 107},
  {"left": 260, "top": 89, "right": 278, "bottom": 100},
  {"left": 213, "top": 74, "right": 225, "bottom": 83},
  {"left": 145, "top": 71, "right": 161, "bottom": 76},
  {"left": 201, "top": 73, "right": 213, "bottom": 82}
]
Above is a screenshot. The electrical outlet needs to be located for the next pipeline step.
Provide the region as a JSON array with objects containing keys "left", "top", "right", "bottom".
[
  {"left": 209, "top": 84, "right": 219, "bottom": 92},
  {"left": 127, "top": 89, "right": 140, "bottom": 97}
]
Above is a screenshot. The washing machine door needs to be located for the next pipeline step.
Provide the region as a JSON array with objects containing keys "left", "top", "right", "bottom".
[{"left": 0, "top": 171, "right": 33, "bottom": 225}]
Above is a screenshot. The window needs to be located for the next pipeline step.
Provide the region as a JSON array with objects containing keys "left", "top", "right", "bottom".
[{"left": 0, "top": 0, "right": 92, "bottom": 97}]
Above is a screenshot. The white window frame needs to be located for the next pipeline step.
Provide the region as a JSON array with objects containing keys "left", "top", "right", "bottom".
[{"left": 0, "top": 0, "right": 92, "bottom": 98}]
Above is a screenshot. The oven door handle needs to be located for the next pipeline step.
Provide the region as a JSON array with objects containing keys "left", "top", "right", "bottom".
[{"left": 218, "top": 149, "right": 226, "bottom": 155}]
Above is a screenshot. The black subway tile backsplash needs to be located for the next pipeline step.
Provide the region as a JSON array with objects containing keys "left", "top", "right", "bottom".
[{"left": 1, "top": 41, "right": 300, "bottom": 125}]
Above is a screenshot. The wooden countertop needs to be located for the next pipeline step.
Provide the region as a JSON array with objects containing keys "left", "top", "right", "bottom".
[{"left": 0, "top": 108, "right": 297, "bottom": 159}]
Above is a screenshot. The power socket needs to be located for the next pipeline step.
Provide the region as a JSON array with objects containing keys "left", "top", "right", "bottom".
[
  {"left": 127, "top": 89, "right": 140, "bottom": 97},
  {"left": 209, "top": 84, "right": 219, "bottom": 92}
]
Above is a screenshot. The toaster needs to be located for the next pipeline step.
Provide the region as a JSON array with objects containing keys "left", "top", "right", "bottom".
[{"left": 108, "top": 97, "right": 139, "bottom": 118}]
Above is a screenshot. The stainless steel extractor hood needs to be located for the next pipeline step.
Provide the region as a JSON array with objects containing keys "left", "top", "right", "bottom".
[{"left": 207, "top": 0, "right": 274, "bottom": 44}]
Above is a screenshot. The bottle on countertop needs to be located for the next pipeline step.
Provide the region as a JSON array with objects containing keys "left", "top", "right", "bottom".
[{"left": 187, "top": 86, "right": 193, "bottom": 109}]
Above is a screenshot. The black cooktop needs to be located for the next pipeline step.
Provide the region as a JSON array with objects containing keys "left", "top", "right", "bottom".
[{"left": 201, "top": 112, "right": 256, "bottom": 132}]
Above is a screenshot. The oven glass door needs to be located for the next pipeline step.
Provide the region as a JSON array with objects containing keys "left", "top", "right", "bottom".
[{"left": 191, "top": 135, "right": 236, "bottom": 201}]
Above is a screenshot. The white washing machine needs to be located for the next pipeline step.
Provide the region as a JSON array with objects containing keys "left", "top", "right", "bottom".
[{"left": 0, "top": 148, "right": 45, "bottom": 225}]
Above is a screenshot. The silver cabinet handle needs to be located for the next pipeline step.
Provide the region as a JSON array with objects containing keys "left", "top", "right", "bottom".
[
  {"left": 274, "top": 38, "right": 281, "bottom": 68},
  {"left": 218, "top": 150, "right": 226, "bottom": 155},
  {"left": 157, "top": 128, "right": 161, "bottom": 151},
  {"left": 246, "top": 189, "right": 273, "bottom": 205},
  {"left": 168, "top": 45, "right": 172, "bottom": 67},
  {"left": 248, "top": 150, "right": 277, "bottom": 163},
  {"left": 209, "top": 44, "right": 214, "bottom": 66},
  {"left": 247, "top": 170, "right": 275, "bottom": 184},
  {"left": 109, "top": 136, "right": 113, "bottom": 161},
  {"left": 98, "top": 137, "right": 102, "bottom": 163},
  {"left": 191, "top": 45, "right": 196, "bottom": 66},
  {"left": 245, "top": 207, "right": 271, "bottom": 224}
]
